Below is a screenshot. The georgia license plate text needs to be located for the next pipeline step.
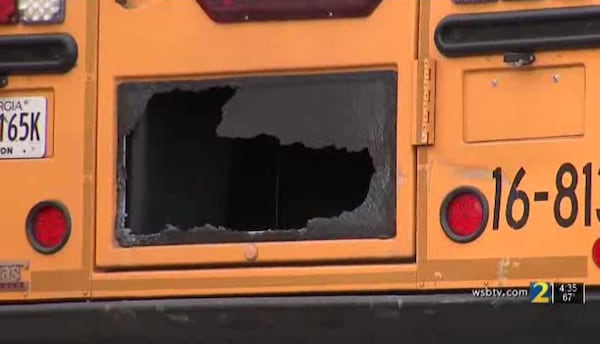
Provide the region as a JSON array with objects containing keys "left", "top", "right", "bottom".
[{"left": 0, "top": 96, "right": 47, "bottom": 159}]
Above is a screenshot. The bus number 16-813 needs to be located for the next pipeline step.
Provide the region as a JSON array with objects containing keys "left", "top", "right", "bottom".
[{"left": 492, "top": 163, "right": 598, "bottom": 230}]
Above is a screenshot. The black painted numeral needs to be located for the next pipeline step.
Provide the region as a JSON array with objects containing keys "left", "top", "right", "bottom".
[
  {"left": 583, "top": 163, "right": 592, "bottom": 227},
  {"left": 492, "top": 162, "right": 595, "bottom": 229},
  {"left": 554, "top": 163, "right": 578, "bottom": 228},
  {"left": 506, "top": 167, "right": 530, "bottom": 230},
  {"left": 492, "top": 167, "right": 502, "bottom": 230}
]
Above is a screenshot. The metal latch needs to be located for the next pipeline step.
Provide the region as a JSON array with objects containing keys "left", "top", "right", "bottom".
[{"left": 503, "top": 52, "right": 536, "bottom": 67}]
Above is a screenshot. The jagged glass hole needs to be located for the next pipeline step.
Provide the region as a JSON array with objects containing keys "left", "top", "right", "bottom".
[{"left": 124, "top": 88, "right": 375, "bottom": 234}]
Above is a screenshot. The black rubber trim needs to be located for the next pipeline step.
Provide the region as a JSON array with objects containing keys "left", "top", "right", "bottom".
[
  {"left": 0, "top": 33, "right": 78, "bottom": 75},
  {"left": 435, "top": 5, "right": 600, "bottom": 57},
  {"left": 439, "top": 186, "right": 489, "bottom": 243},
  {"left": 25, "top": 200, "right": 72, "bottom": 255},
  {"left": 0, "top": 293, "right": 599, "bottom": 343}
]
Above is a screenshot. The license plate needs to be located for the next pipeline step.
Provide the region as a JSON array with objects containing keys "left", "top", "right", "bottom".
[{"left": 0, "top": 96, "right": 47, "bottom": 159}]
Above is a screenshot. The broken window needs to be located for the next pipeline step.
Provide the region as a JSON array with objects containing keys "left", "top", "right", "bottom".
[{"left": 116, "top": 71, "right": 397, "bottom": 246}]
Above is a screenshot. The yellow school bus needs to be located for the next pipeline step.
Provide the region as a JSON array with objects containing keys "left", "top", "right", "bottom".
[{"left": 0, "top": 0, "right": 599, "bottom": 342}]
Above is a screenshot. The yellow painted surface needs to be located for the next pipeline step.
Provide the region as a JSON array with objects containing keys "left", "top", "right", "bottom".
[
  {"left": 91, "top": 265, "right": 417, "bottom": 299},
  {"left": 95, "top": 0, "right": 417, "bottom": 270},
  {"left": 2, "top": 0, "right": 600, "bottom": 301},
  {"left": 463, "top": 66, "right": 585, "bottom": 143},
  {"left": 0, "top": 1, "right": 97, "bottom": 300},
  {"left": 418, "top": 0, "right": 600, "bottom": 290}
]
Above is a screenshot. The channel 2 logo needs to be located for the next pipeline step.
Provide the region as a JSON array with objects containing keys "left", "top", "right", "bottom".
[{"left": 529, "top": 282, "right": 553, "bottom": 304}]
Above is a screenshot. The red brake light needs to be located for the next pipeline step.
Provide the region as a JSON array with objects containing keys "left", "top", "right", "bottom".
[
  {"left": 440, "top": 187, "right": 489, "bottom": 243},
  {"left": 0, "top": 0, "right": 17, "bottom": 24},
  {"left": 196, "top": 0, "right": 383, "bottom": 23},
  {"left": 26, "top": 201, "right": 71, "bottom": 254},
  {"left": 592, "top": 238, "right": 600, "bottom": 269}
]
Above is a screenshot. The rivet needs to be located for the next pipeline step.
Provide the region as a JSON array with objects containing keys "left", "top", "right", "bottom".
[{"left": 244, "top": 245, "right": 258, "bottom": 262}]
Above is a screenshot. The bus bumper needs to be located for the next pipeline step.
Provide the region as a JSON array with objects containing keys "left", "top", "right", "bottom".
[{"left": 0, "top": 293, "right": 597, "bottom": 343}]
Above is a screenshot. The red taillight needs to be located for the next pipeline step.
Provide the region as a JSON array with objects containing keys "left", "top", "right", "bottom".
[
  {"left": 197, "top": 0, "right": 382, "bottom": 23},
  {"left": 592, "top": 238, "right": 600, "bottom": 269},
  {"left": 0, "top": 0, "right": 17, "bottom": 24},
  {"left": 26, "top": 201, "right": 71, "bottom": 254},
  {"left": 440, "top": 187, "right": 489, "bottom": 243},
  {"left": 447, "top": 194, "right": 483, "bottom": 235}
]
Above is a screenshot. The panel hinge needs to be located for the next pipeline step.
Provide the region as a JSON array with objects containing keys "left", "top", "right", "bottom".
[{"left": 413, "top": 58, "right": 436, "bottom": 146}]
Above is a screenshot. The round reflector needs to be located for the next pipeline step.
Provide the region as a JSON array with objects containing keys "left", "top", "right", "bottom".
[
  {"left": 440, "top": 186, "right": 489, "bottom": 243},
  {"left": 26, "top": 201, "right": 71, "bottom": 254},
  {"left": 592, "top": 238, "right": 600, "bottom": 269}
]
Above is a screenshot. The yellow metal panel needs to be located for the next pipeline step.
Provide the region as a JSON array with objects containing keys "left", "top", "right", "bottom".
[
  {"left": 95, "top": 0, "right": 418, "bottom": 269},
  {"left": 91, "top": 265, "right": 416, "bottom": 298},
  {"left": 418, "top": 0, "right": 600, "bottom": 290},
  {"left": 464, "top": 66, "right": 585, "bottom": 143},
  {"left": 0, "top": 1, "right": 97, "bottom": 300}
]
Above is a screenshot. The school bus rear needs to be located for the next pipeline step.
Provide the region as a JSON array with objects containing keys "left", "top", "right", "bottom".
[{"left": 1, "top": 0, "right": 600, "bottom": 342}]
